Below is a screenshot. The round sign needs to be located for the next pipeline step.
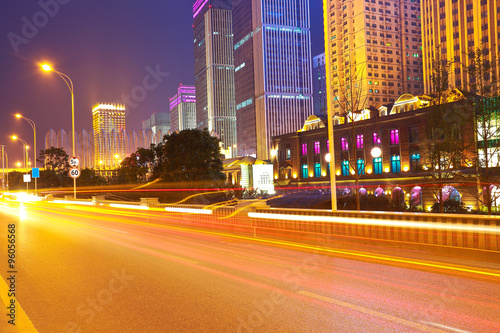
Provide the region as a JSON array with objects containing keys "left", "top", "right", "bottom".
[
  {"left": 69, "top": 157, "right": 80, "bottom": 168},
  {"left": 69, "top": 168, "right": 81, "bottom": 179}
]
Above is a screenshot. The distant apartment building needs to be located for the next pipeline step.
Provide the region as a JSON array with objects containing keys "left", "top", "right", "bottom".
[
  {"left": 92, "top": 103, "right": 126, "bottom": 171},
  {"left": 169, "top": 84, "right": 196, "bottom": 132},
  {"left": 313, "top": 53, "right": 327, "bottom": 117},
  {"left": 233, "top": 0, "right": 314, "bottom": 159},
  {"left": 142, "top": 111, "right": 170, "bottom": 144},
  {"left": 421, "top": 0, "right": 500, "bottom": 94},
  {"left": 193, "top": 0, "right": 237, "bottom": 157},
  {"left": 323, "top": 0, "right": 424, "bottom": 117}
]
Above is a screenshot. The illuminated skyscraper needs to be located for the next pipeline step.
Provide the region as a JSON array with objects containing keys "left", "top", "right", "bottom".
[
  {"left": 233, "top": 0, "right": 314, "bottom": 159},
  {"left": 92, "top": 103, "right": 126, "bottom": 170},
  {"left": 421, "top": 0, "right": 500, "bottom": 94},
  {"left": 169, "top": 85, "right": 197, "bottom": 132},
  {"left": 323, "top": 0, "right": 423, "bottom": 116},
  {"left": 313, "top": 53, "right": 327, "bottom": 117},
  {"left": 193, "top": 0, "right": 237, "bottom": 157}
]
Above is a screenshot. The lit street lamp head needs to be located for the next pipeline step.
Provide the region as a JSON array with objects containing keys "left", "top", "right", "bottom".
[
  {"left": 15, "top": 114, "right": 22, "bottom": 118},
  {"left": 41, "top": 64, "right": 52, "bottom": 72},
  {"left": 11, "top": 135, "right": 17, "bottom": 140}
]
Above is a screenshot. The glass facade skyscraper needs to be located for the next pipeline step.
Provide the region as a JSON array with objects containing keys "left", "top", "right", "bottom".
[
  {"left": 313, "top": 53, "right": 327, "bottom": 117},
  {"left": 193, "top": 0, "right": 237, "bottom": 157},
  {"left": 233, "top": 0, "right": 314, "bottom": 159}
]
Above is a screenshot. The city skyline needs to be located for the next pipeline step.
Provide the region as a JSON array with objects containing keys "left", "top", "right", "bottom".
[{"left": 0, "top": 1, "right": 325, "bottom": 163}]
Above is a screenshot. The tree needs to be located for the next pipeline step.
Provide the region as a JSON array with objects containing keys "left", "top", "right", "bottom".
[
  {"left": 78, "top": 169, "right": 107, "bottom": 187},
  {"left": 161, "top": 129, "right": 225, "bottom": 182},
  {"left": 461, "top": 48, "right": 500, "bottom": 214},
  {"left": 331, "top": 64, "right": 369, "bottom": 210},
  {"left": 36, "top": 147, "right": 71, "bottom": 188},
  {"left": 422, "top": 49, "right": 472, "bottom": 213},
  {"left": 114, "top": 152, "right": 149, "bottom": 184},
  {"left": 37, "top": 147, "right": 69, "bottom": 171}
]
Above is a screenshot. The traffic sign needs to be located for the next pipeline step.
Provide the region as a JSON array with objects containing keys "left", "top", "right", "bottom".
[
  {"left": 23, "top": 174, "right": 31, "bottom": 183},
  {"left": 69, "top": 157, "right": 80, "bottom": 168},
  {"left": 32, "top": 168, "right": 40, "bottom": 178},
  {"left": 69, "top": 168, "right": 81, "bottom": 179}
]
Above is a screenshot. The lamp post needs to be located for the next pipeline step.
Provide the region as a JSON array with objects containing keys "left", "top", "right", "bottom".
[
  {"left": 11, "top": 136, "right": 29, "bottom": 170},
  {"left": 41, "top": 63, "right": 77, "bottom": 199},
  {"left": 1, "top": 145, "right": 5, "bottom": 191},
  {"left": 15, "top": 114, "right": 37, "bottom": 195}
]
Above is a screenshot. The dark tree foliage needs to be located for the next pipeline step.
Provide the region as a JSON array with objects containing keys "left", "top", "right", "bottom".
[
  {"left": 161, "top": 129, "right": 225, "bottom": 182},
  {"left": 113, "top": 152, "right": 149, "bottom": 184},
  {"left": 35, "top": 147, "right": 71, "bottom": 188},
  {"left": 37, "top": 147, "right": 69, "bottom": 171},
  {"left": 78, "top": 169, "right": 107, "bottom": 186}
]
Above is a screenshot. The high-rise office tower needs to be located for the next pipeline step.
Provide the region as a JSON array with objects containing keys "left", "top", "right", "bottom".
[
  {"left": 233, "top": 0, "right": 314, "bottom": 159},
  {"left": 92, "top": 103, "right": 126, "bottom": 170},
  {"left": 169, "top": 85, "right": 197, "bottom": 132},
  {"left": 323, "top": 0, "right": 423, "bottom": 116},
  {"left": 193, "top": 0, "right": 237, "bottom": 157},
  {"left": 313, "top": 53, "right": 327, "bottom": 117},
  {"left": 421, "top": 0, "right": 500, "bottom": 94}
]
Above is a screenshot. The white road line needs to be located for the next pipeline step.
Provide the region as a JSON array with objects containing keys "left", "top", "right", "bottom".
[{"left": 420, "top": 321, "right": 472, "bottom": 333}]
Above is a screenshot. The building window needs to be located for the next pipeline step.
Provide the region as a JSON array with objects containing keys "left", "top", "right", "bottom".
[
  {"left": 326, "top": 140, "right": 329, "bottom": 151},
  {"left": 409, "top": 127, "right": 419, "bottom": 143},
  {"left": 301, "top": 143, "right": 307, "bottom": 156},
  {"left": 341, "top": 160, "right": 350, "bottom": 176},
  {"left": 391, "top": 155, "right": 401, "bottom": 173},
  {"left": 373, "top": 132, "right": 381, "bottom": 145},
  {"left": 314, "top": 141, "right": 320, "bottom": 154},
  {"left": 341, "top": 138, "right": 348, "bottom": 151},
  {"left": 302, "top": 164, "right": 308, "bottom": 178},
  {"left": 356, "top": 135, "right": 364, "bottom": 149},
  {"left": 390, "top": 129, "right": 399, "bottom": 145},
  {"left": 373, "top": 157, "right": 382, "bottom": 174},
  {"left": 286, "top": 149, "right": 291, "bottom": 160},
  {"left": 327, "top": 162, "right": 330, "bottom": 177},
  {"left": 411, "top": 153, "right": 420, "bottom": 172},
  {"left": 314, "top": 163, "right": 321, "bottom": 177},
  {"left": 357, "top": 159, "right": 365, "bottom": 175}
]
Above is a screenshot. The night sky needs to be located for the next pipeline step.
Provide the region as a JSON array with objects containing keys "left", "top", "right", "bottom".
[{"left": 0, "top": 0, "right": 324, "bottom": 164}]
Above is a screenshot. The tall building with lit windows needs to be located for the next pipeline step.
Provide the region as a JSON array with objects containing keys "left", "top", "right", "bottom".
[
  {"left": 193, "top": 0, "right": 237, "bottom": 157},
  {"left": 92, "top": 103, "right": 126, "bottom": 171},
  {"left": 169, "top": 84, "right": 197, "bottom": 132},
  {"left": 233, "top": 0, "right": 314, "bottom": 159},
  {"left": 323, "top": 0, "right": 423, "bottom": 117},
  {"left": 421, "top": 0, "right": 500, "bottom": 94}
]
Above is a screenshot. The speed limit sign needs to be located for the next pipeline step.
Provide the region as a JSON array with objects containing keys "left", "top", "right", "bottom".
[
  {"left": 69, "top": 168, "right": 81, "bottom": 179},
  {"left": 69, "top": 157, "right": 80, "bottom": 168}
]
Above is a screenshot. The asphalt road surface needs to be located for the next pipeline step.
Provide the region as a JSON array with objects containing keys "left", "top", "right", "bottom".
[{"left": 0, "top": 199, "right": 499, "bottom": 333}]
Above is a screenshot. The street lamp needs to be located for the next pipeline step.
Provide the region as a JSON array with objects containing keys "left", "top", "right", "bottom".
[
  {"left": 15, "top": 113, "right": 37, "bottom": 195},
  {"left": 11, "top": 136, "right": 29, "bottom": 170},
  {"left": 41, "top": 63, "right": 77, "bottom": 199}
]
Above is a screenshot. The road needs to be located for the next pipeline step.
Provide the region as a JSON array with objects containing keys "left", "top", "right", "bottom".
[{"left": 0, "top": 199, "right": 499, "bottom": 333}]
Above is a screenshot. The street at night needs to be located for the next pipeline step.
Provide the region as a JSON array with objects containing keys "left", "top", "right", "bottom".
[{"left": 0, "top": 199, "right": 499, "bottom": 332}]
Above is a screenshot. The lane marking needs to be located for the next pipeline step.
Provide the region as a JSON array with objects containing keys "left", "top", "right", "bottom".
[
  {"left": 420, "top": 321, "right": 472, "bottom": 333},
  {"left": 0, "top": 275, "right": 39, "bottom": 333},
  {"left": 298, "top": 290, "right": 447, "bottom": 333},
  {"left": 24, "top": 204, "right": 500, "bottom": 278}
]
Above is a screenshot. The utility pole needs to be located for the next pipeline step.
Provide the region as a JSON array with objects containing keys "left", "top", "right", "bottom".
[{"left": 1, "top": 145, "right": 5, "bottom": 191}]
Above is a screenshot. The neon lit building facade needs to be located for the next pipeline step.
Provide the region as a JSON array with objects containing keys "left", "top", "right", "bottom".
[
  {"left": 92, "top": 103, "right": 126, "bottom": 171},
  {"left": 421, "top": 0, "right": 500, "bottom": 94},
  {"left": 193, "top": 0, "right": 237, "bottom": 157},
  {"left": 233, "top": 0, "right": 314, "bottom": 159},
  {"left": 169, "top": 85, "right": 197, "bottom": 132},
  {"left": 323, "top": 0, "right": 424, "bottom": 117}
]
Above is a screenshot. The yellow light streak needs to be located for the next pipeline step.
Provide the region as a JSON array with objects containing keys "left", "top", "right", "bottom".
[{"left": 248, "top": 212, "right": 500, "bottom": 234}]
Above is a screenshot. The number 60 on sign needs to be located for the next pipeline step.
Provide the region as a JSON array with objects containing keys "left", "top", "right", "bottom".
[{"left": 69, "top": 169, "right": 81, "bottom": 179}]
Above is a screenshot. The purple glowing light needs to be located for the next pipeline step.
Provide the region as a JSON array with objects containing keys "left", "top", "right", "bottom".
[{"left": 193, "top": 0, "right": 209, "bottom": 18}]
